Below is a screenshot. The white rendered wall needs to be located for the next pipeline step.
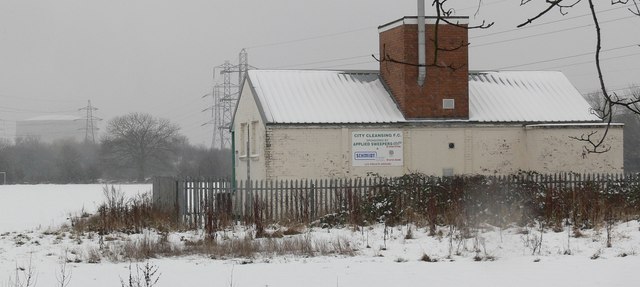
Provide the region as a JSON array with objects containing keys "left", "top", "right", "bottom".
[
  {"left": 233, "top": 90, "right": 624, "bottom": 181},
  {"left": 525, "top": 125, "right": 624, "bottom": 174},
  {"left": 468, "top": 126, "right": 527, "bottom": 174},
  {"left": 234, "top": 124, "right": 623, "bottom": 181},
  {"left": 233, "top": 81, "right": 267, "bottom": 181}
]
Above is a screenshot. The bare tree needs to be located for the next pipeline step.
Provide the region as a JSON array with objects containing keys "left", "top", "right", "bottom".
[
  {"left": 102, "top": 113, "right": 180, "bottom": 182},
  {"left": 8, "top": 258, "right": 37, "bottom": 287},
  {"left": 398, "top": 0, "right": 640, "bottom": 154},
  {"left": 586, "top": 86, "right": 640, "bottom": 171},
  {"left": 514, "top": 0, "right": 640, "bottom": 153},
  {"left": 120, "top": 262, "right": 161, "bottom": 287},
  {"left": 55, "top": 253, "right": 72, "bottom": 287},
  {"left": 374, "top": 0, "right": 493, "bottom": 70}
]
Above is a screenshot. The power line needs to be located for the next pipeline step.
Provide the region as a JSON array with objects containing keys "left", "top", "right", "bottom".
[
  {"left": 578, "top": 84, "right": 640, "bottom": 95},
  {"left": 244, "top": 1, "right": 635, "bottom": 53},
  {"left": 0, "top": 106, "right": 76, "bottom": 114},
  {"left": 181, "top": 119, "right": 209, "bottom": 134},
  {"left": 240, "top": 1, "right": 638, "bottom": 72},
  {"left": 471, "top": 15, "right": 637, "bottom": 48},
  {"left": 245, "top": 0, "right": 513, "bottom": 51},
  {"left": 454, "top": 0, "right": 511, "bottom": 12},
  {"left": 571, "top": 65, "right": 640, "bottom": 78},
  {"left": 154, "top": 96, "right": 203, "bottom": 120},
  {"left": 546, "top": 51, "right": 640, "bottom": 70},
  {"left": 316, "top": 60, "right": 378, "bottom": 69},
  {"left": 497, "top": 43, "right": 640, "bottom": 70},
  {"left": 246, "top": 27, "right": 374, "bottom": 50},
  {"left": 257, "top": 11, "right": 637, "bottom": 70},
  {"left": 270, "top": 40, "right": 637, "bottom": 72},
  {"left": 274, "top": 31, "right": 637, "bottom": 71},
  {"left": 269, "top": 55, "right": 373, "bottom": 69},
  {"left": 0, "top": 93, "right": 79, "bottom": 104},
  {"left": 471, "top": 2, "right": 636, "bottom": 40}
]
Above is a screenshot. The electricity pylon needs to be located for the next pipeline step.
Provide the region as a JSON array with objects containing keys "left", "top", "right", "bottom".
[
  {"left": 78, "top": 100, "right": 101, "bottom": 144},
  {"left": 202, "top": 49, "right": 252, "bottom": 150}
]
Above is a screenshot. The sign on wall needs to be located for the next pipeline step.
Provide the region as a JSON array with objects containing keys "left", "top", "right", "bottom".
[{"left": 352, "top": 131, "right": 403, "bottom": 167}]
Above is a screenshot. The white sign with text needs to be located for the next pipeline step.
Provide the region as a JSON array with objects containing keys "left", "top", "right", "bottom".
[{"left": 351, "top": 131, "right": 403, "bottom": 167}]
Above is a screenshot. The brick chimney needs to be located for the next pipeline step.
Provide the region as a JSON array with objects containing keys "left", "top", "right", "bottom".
[{"left": 378, "top": 17, "right": 469, "bottom": 119}]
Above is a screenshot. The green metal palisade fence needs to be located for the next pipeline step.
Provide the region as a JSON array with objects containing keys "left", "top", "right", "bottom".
[{"left": 152, "top": 173, "right": 640, "bottom": 227}]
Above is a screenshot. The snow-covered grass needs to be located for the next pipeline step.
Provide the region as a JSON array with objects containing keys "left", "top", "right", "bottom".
[
  {"left": 1, "top": 184, "right": 639, "bottom": 287},
  {"left": 0, "top": 184, "right": 149, "bottom": 233}
]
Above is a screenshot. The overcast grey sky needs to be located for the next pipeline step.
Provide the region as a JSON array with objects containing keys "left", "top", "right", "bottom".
[{"left": 1, "top": 0, "right": 638, "bottom": 146}]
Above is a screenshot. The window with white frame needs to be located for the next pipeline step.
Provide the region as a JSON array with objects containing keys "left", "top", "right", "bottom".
[
  {"left": 239, "top": 123, "right": 247, "bottom": 157},
  {"left": 250, "top": 120, "right": 259, "bottom": 156},
  {"left": 443, "top": 99, "right": 455, "bottom": 109}
]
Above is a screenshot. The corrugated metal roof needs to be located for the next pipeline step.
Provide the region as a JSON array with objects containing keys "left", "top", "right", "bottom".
[
  {"left": 248, "top": 70, "right": 406, "bottom": 124},
  {"left": 469, "top": 71, "right": 600, "bottom": 122},
  {"left": 247, "top": 69, "right": 599, "bottom": 124}
]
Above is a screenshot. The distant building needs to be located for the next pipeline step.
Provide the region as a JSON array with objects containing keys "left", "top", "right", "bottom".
[
  {"left": 16, "top": 115, "right": 84, "bottom": 143},
  {"left": 231, "top": 16, "right": 624, "bottom": 181}
]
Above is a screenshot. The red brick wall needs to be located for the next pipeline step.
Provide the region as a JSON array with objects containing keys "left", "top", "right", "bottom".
[{"left": 379, "top": 22, "right": 469, "bottom": 119}]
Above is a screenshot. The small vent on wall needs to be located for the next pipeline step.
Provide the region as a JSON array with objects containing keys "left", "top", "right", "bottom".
[
  {"left": 443, "top": 168, "right": 454, "bottom": 177},
  {"left": 443, "top": 99, "right": 455, "bottom": 109}
]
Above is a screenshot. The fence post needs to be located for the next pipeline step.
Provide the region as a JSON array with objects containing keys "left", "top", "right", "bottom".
[
  {"left": 260, "top": 180, "right": 265, "bottom": 223},
  {"left": 174, "top": 178, "right": 179, "bottom": 223},
  {"left": 249, "top": 180, "right": 254, "bottom": 223},
  {"left": 236, "top": 180, "right": 242, "bottom": 222},
  {"left": 313, "top": 179, "right": 318, "bottom": 220},
  {"left": 175, "top": 178, "right": 181, "bottom": 223},
  {"left": 304, "top": 179, "right": 310, "bottom": 222},
  {"left": 276, "top": 180, "right": 281, "bottom": 221}
]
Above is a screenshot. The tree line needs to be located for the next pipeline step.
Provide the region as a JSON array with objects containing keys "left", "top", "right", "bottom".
[{"left": 0, "top": 112, "right": 231, "bottom": 184}]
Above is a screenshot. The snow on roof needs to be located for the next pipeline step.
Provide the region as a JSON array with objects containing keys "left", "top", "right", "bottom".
[
  {"left": 24, "top": 115, "right": 82, "bottom": 121},
  {"left": 246, "top": 69, "right": 599, "bottom": 124},
  {"left": 248, "top": 70, "right": 406, "bottom": 124},
  {"left": 469, "top": 71, "right": 600, "bottom": 122}
]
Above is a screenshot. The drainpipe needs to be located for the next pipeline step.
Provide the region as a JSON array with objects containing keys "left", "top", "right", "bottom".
[
  {"left": 231, "top": 129, "right": 236, "bottom": 190},
  {"left": 417, "top": 0, "right": 426, "bottom": 86}
]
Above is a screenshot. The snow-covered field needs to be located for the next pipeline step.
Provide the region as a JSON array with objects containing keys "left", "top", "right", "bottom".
[
  {"left": 1, "top": 184, "right": 639, "bottom": 287},
  {"left": 0, "top": 184, "right": 150, "bottom": 233}
]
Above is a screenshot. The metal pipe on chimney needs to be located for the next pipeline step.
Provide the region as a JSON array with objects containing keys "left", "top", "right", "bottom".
[{"left": 417, "top": 0, "right": 426, "bottom": 86}]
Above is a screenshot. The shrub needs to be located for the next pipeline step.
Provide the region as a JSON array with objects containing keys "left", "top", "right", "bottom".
[
  {"left": 420, "top": 253, "right": 438, "bottom": 262},
  {"left": 120, "top": 261, "right": 160, "bottom": 287},
  {"left": 72, "top": 185, "right": 178, "bottom": 234}
]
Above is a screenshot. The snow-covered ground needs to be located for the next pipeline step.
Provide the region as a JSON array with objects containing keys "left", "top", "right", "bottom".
[
  {"left": 0, "top": 184, "right": 150, "bottom": 233},
  {"left": 1, "top": 184, "right": 639, "bottom": 287}
]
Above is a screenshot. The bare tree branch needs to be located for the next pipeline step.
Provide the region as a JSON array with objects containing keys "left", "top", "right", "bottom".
[
  {"left": 568, "top": 131, "right": 612, "bottom": 154},
  {"left": 429, "top": 0, "right": 490, "bottom": 68},
  {"left": 518, "top": 0, "right": 568, "bottom": 28},
  {"left": 576, "top": 0, "right": 615, "bottom": 153},
  {"left": 631, "top": 0, "right": 640, "bottom": 15},
  {"left": 372, "top": 51, "right": 467, "bottom": 71},
  {"left": 431, "top": 39, "right": 469, "bottom": 52},
  {"left": 514, "top": 0, "right": 639, "bottom": 154},
  {"left": 437, "top": 17, "right": 494, "bottom": 29},
  {"left": 613, "top": 0, "right": 640, "bottom": 15},
  {"left": 474, "top": 0, "right": 484, "bottom": 16}
]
